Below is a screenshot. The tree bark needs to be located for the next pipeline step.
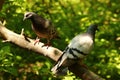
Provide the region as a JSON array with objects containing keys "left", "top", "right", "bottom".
[
  {"left": 0, "top": 23, "right": 104, "bottom": 80},
  {"left": 0, "top": 0, "right": 5, "bottom": 10}
]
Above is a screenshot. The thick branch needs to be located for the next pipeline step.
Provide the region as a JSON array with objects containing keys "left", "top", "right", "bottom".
[
  {"left": 0, "top": 23, "right": 104, "bottom": 80},
  {"left": 0, "top": 23, "right": 62, "bottom": 61}
]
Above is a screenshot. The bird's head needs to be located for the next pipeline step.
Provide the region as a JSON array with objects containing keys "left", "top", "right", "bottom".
[
  {"left": 86, "top": 24, "right": 99, "bottom": 38},
  {"left": 87, "top": 24, "right": 99, "bottom": 32},
  {"left": 23, "top": 12, "right": 36, "bottom": 21}
]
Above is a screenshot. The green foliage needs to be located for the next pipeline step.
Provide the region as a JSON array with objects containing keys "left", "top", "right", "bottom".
[{"left": 0, "top": 0, "right": 120, "bottom": 80}]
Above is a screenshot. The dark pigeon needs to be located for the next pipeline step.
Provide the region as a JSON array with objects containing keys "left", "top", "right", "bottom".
[{"left": 23, "top": 12, "right": 60, "bottom": 46}]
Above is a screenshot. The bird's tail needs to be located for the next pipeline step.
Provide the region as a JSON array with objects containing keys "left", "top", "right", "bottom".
[
  {"left": 51, "top": 53, "right": 68, "bottom": 76},
  {"left": 51, "top": 65, "right": 68, "bottom": 77},
  {"left": 51, "top": 61, "right": 68, "bottom": 76}
]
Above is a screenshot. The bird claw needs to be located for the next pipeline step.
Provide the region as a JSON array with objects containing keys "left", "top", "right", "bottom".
[
  {"left": 34, "top": 38, "right": 40, "bottom": 45},
  {"left": 42, "top": 43, "right": 51, "bottom": 49}
]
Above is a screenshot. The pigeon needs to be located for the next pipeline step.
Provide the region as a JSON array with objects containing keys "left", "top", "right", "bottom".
[
  {"left": 23, "top": 12, "right": 60, "bottom": 46},
  {"left": 51, "top": 24, "right": 98, "bottom": 76}
]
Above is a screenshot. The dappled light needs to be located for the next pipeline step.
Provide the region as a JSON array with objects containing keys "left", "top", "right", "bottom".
[{"left": 0, "top": 0, "right": 120, "bottom": 80}]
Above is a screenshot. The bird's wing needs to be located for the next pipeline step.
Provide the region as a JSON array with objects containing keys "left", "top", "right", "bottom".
[
  {"left": 68, "top": 34, "right": 94, "bottom": 55},
  {"left": 51, "top": 46, "right": 77, "bottom": 76},
  {"left": 44, "top": 19, "right": 52, "bottom": 28}
]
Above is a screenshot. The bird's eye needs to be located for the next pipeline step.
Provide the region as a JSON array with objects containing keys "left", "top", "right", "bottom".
[{"left": 26, "top": 14, "right": 29, "bottom": 17}]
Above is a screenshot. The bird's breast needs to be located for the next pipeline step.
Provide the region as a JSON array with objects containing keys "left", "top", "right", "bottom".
[
  {"left": 32, "top": 25, "right": 49, "bottom": 38},
  {"left": 78, "top": 36, "right": 94, "bottom": 54},
  {"left": 69, "top": 35, "right": 94, "bottom": 54}
]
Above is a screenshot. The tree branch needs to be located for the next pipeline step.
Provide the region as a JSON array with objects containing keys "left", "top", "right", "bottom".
[
  {"left": 0, "top": 23, "right": 104, "bottom": 80},
  {"left": 0, "top": 0, "right": 5, "bottom": 10}
]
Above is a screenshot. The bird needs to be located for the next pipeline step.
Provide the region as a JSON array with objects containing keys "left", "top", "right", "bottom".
[
  {"left": 51, "top": 24, "right": 98, "bottom": 76},
  {"left": 23, "top": 12, "right": 60, "bottom": 46}
]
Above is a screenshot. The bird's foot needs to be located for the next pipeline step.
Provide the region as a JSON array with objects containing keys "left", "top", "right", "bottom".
[
  {"left": 42, "top": 43, "right": 51, "bottom": 49},
  {"left": 34, "top": 38, "right": 40, "bottom": 45}
]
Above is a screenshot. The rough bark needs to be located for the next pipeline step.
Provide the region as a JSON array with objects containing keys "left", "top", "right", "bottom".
[{"left": 0, "top": 23, "right": 104, "bottom": 80}]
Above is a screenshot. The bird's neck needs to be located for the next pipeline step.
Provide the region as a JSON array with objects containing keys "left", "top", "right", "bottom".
[
  {"left": 31, "top": 16, "right": 40, "bottom": 25},
  {"left": 86, "top": 30, "right": 96, "bottom": 40},
  {"left": 31, "top": 18, "right": 38, "bottom": 27},
  {"left": 31, "top": 15, "right": 38, "bottom": 22},
  {"left": 31, "top": 15, "right": 45, "bottom": 25}
]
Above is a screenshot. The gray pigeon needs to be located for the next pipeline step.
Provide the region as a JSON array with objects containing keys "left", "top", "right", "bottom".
[{"left": 51, "top": 24, "right": 98, "bottom": 76}]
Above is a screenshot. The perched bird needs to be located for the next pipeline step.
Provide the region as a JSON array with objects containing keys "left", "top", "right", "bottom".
[
  {"left": 51, "top": 24, "right": 98, "bottom": 76},
  {"left": 23, "top": 12, "right": 60, "bottom": 46}
]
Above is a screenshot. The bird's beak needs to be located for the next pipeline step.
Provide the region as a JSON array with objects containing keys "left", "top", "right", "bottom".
[{"left": 23, "top": 17, "right": 26, "bottom": 21}]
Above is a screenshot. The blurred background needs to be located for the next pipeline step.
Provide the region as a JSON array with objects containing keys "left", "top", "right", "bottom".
[{"left": 0, "top": 0, "right": 120, "bottom": 80}]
